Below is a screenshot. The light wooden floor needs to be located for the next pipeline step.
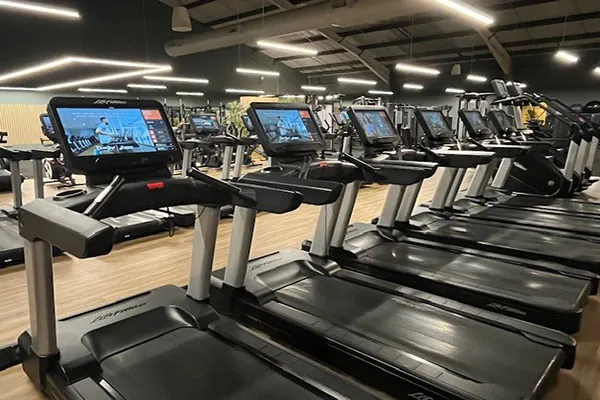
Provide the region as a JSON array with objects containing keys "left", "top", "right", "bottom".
[{"left": 0, "top": 168, "right": 599, "bottom": 399}]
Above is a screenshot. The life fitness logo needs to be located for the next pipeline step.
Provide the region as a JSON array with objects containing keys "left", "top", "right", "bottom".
[
  {"left": 93, "top": 99, "right": 127, "bottom": 105},
  {"left": 408, "top": 393, "right": 435, "bottom": 400}
]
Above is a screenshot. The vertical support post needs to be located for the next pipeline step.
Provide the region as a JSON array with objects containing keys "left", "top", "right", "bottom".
[
  {"left": 187, "top": 206, "right": 221, "bottom": 301},
  {"left": 585, "top": 136, "right": 598, "bottom": 173},
  {"left": 396, "top": 181, "right": 423, "bottom": 223},
  {"left": 233, "top": 144, "right": 245, "bottom": 179},
  {"left": 562, "top": 141, "right": 579, "bottom": 180},
  {"left": 466, "top": 164, "right": 490, "bottom": 198},
  {"left": 430, "top": 168, "right": 458, "bottom": 210},
  {"left": 377, "top": 185, "right": 406, "bottom": 228},
  {"left": 331, "top": 181, "right": 361, "bottom": 248},
  {"left": 181, "top": 148, "right": 192, "bottom": 178},
  {"left": 491, "top": 158, "right": 515, "bottom": 189},
  {"left": 224, "top": 207, "right": 257, "bottom": 288},
  {"left": 309, "top": 187, "right": 345, "bottom": 257},
  {"left": 24, "top": 239, "right": 58, "bottom": 357},
  {"left": 9, "top": 160, "right": 22, "bottom": 208},
  {"left": 32, "top": 159, "right": 45, "bottom": 199},
  {"left": 221, "top": 145, "right": 233, "bottom": 181},
  {"left": 574, "top": 140, "right": 590, "bottom": 176},
  {"left": 341, "top": 136, "right": 352, "bottom": 154},
  {"left": 445, "top": 168, "right": 466, "bottom": 208}
]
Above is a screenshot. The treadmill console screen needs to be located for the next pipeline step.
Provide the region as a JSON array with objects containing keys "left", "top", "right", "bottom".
[
  {"left": 55, "top": 107, "right": 176, "bottom": 157},
  {"left": 353, "top": 109, "right": 396, "bottom": 138},
  {"left": 254, "top": 108, "right": 321, "bottom": 144},
  {"left": 190, "top": 114, "right": 220, "bottom": 132},
  {"left": 241, "top": 114, "right": 254, "bottom": 131},
  {"left": 40, "top": 114, "right": 54, "bottom": 135},
  {"left": 491, "top": 111, "right": 514, "bottom": 130},
  {"left": 420, "top": 110, "right": 453, "bottom": 138},
  {"left": 462, "top": 111, "right": 489, "bottom": 134}
]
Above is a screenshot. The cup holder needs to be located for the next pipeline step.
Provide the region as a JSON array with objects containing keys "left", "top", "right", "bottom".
[{"left": 53, "top": 188, "right": 87, "bottom": 201}]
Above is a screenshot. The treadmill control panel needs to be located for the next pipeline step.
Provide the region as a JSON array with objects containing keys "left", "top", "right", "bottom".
[
  {"left": 347, "top": 106, "right": 399, "bottom": 149},
  {"left": 189, "top": 113, "right": 221, "bottom": 135}
]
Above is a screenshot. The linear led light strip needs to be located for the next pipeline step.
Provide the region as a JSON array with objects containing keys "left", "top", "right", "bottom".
[
  {"left": 369, "top": 90, "right": 394, "bottom": 95},
  {"left": 257, "top": 40, "right": 318, "bottom": 56},
  {"left": 226, "top": 88, "right": 265, "bottom": 94},
  {"left": 395, "top": 63, "right": 440, "bottom": 76},
  {"left": 446, "top": 87, "right": 465, "bottom": 94},
  {"left": 466, "top": 74, "right": 487, "bottom": 82},
  {"left": 78, "top": 88, "right": 128, "bottom": 94},
  {"left": 0, "top": 0, "right": 80, "bottom": 19},
  {"left": 236, "top": 67, "right": 280, "bottom": 77},
  {"left": 176, "top": 92, "right": 205, "bottom": 97},
  {"left": 403, "top": 83, "right": 424, "bottom": 90},
  {"left": 554, "top": 50, "right": 579, "bottom": 64},
  {"left": 338, "top": 77, "right": 377, "bottom": 86},
  {"left": 145, "top": 75, "right": 209, "bottom": 84},
  {"left": 434, "top": 0, "right": 494, "bottom": 25},
  {"left": 301, "top": 85, "right": 326, "bottom": 91}
]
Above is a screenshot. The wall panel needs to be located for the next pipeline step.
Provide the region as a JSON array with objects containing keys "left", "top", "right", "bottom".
[{"left": 0, "top": 103, "right": 47, "bottom": 144}]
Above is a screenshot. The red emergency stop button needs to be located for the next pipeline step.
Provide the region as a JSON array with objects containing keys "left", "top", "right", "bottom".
[{"left": 146, "top": 182, "right": 165, "bottom": 190}]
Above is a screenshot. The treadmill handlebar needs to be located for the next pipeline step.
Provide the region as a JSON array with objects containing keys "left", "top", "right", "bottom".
[
  {"left": 19, "top": 199, "right": 114, "bottom": 258},
  {"left": 417, "top": 144, "right": 496, "bottom": 167}
]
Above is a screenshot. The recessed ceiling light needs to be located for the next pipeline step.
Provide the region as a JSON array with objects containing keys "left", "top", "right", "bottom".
[
  {"left": 0, "top": 0, "right": 80, "bottom": 19},
  {"left": 236, "top": 67, "right": 280, "bottom": 77},
  {"left": 403, "top": 83, "right": 424, "bottom": 90},
  {"left": 78, "top": 88, "right": 128, "bottom": 93},
  {"left": 593, "top": 67, "right": 600, "bottom": 76},
  {"left": 554, "top": 50, "right": 579, "bottom": 64},
  {"left": 301, "top": 85, "right": 326, "bottom": 91},
  {"left": 257, "top": 40, "right": 319, "bottom": 56},
  {"left": 445, "top": 87, "right": 465, "bottom": 94},
  {"left": 0, "top": 86, "right": 39, "bottom": 91},
  {"left": 225, "top": 88, "right": 266, "bottom": 94},
  {"left": 396, "top": 63, "right": 440, "bottom": 76},
  {"left": 144, "top": 76, "right": 209, "bottom": 84},
  {"left": 369, "top": 90, "right": 394, "bottom": 95},
  {"left": 434, "top": 0, "right": 494, "bottom": 25},
  {"left": 176, "top": 92, "right": 205, "bottom": 97},
  {"left": 39, "top": 66, "right": 171, "bottom": 91},
  {"left": 466, "top": 74, "right": 487, "bottom": 82},
  {"left": 127, "top": 83, "right": 168, "bottom": 90},
  {"left": 338, "top": 77, "right": 377, "bottom": 85}
]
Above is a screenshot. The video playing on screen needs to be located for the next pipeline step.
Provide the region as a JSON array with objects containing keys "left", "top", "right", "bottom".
[
  {"left": 55, "top": 107, "right": 176, "bottom": 156},
  {"left": 190, "top": 114, "right": 220, "bottom": 131},
  {"left": 421, "top": 111, "right": 451, "bottom": 136},
  {"left": 41, "top": 115, "right": 54, "bottom": 135},
  {"left": 254, "top": 109, "right": 320, "bottom": 144},
  {"left": 354, "top": 110, "right": 396, "bottom": 138},
  {"left": 464, "top": 111, "right": 489, "bottom": 132}
]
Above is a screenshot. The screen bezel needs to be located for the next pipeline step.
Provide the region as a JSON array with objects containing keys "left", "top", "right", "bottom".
[
  {"left": 488, "top": 110, "right": 514, "bottom": 133},
  {"left": 39, "top": 113, "right": 55, "bottom": 136},
  {"left": 188, "top": 113, "right": 221, "bottom": 134},
  {"left": 247, "top": 102, "right": 325, "bottom": 157},
  {"left": 414, "top": 108, "right": 454, "bottom": 140},
  {"left": 241, "top": 114, "right": 254, "bottom": 132},
  {"left": 48, "top": 97, "right": 182, "bottom": 175},
  {"left": 458, "top": 110, "right": 492, "bottom": 138},
  {"left": 347, "top": 105, "right": 398, "bottom": 147}
]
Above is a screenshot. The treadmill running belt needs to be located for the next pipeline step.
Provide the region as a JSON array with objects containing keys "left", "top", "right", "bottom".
[
  {"left": 429, "top": 219, "right": 600, "bottom": 264},
  {"left": 276, "top": 276, "right": 562, "bottom": 394},
  {"left": 0, "top": 216, "right": 23, "bottom": 263},
  {"left": 360, "top": 240, "right": 588, "bottom": 311},
  {"left": 102, "top": 328, "right": 322, "bottom": 400},
  {"left": 502, "top": 196, "right": 600, "bottom": 214},
  {"left": 472, "top": 207, "right": 600, "bottom": 234}
]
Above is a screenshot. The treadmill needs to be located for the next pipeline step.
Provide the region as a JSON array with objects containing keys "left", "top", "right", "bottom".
[
  {"left": 0, "top": 143, "right": 60, "bottom": 268},
  {"left": 212, "top": 102, "right": 575, "bottom": 400},
  {"left": 458, "top": 108, "right": 600, "bottom": 217},
  {"left": 9, "top": 96, "right": 379, "bottom": 400},
  {"left": 303, "top": 105, "right": 595, "bottom": 333}
]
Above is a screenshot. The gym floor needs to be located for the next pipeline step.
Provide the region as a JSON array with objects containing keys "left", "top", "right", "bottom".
[{"left": 0, "top": 165, "right": 599, "bottom": 400}]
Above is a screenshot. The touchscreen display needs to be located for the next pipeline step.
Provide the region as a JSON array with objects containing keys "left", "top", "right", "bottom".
[
  {"left": 56, "top": 107, "right": 176, "bottom": 156},
  {"left": 242, "top": 114, "right": 254, "bottom": 131},
  {"left": 492, "top": 111, "right": 514, "bottom": 129},
  {"left": 421, "top": 111, "right": 451, "bottom": 136},
  {"left": 354, "top": 110, "right": 396, "bottom": 138},
  {"left": 464, "top": 111, "right": 488, "bottom": 132},
  {"left": 41, "top": 115, "right": 54, "bottom": 135},
  {"left": 191, "top": 114, "right": 219, "bottom": 130},
  {"left": 254, "top": 109, "right": 320, "bottom": 144}
]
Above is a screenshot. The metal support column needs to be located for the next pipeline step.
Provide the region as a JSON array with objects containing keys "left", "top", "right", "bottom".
[
  {"left": 377, "top": 185, "right": 406, "bottom": 228},
  {"left": 187, "top": 206, "right": 221, "bottom": 301},
  {"left": 396, "top": 182, "right": 423, "bottom": 223},
  {"left": 9, "top": 160, "right": 22, "bottom": 208},
  {"left": 181, "top": 148, "right": 192, "bottom": 178},
  {"left": 221, "top": 146, "right": 233, "bottom": 181},
  {"left": 331, "top": 181, "right": 361, "bottom": 248},
  {"left": 491, "top": 158, "right": 515, "bottom": 189},
  {"left": 445, "top": 168, "right": 466, "bottom": 208},
  {"left": 32, "top": 159, "right": 45, "bottom": 199},
  {"left": 309, "top": 187, "right": 345, "bottom": 258},
  {"left": 232, "top": 144, "right": 245, "bottom": 179},
  {"left": 24, "top": 239, "right": 58, "bottom": 357},
  {"left": 224, "top": 207, "right": 257, "bottom": 288},
  {"left": 430, "top": 168, "right": 458, "bottom": 210}
]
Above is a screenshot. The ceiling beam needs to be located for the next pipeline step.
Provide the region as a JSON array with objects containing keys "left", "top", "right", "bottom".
[
  {"left": 476, "top": 28, "right": 511, "bottom": 75},
  {"left": 184, "top": 0, "right": 219, "bottom": 9},
  {"left": 265, "top": 0, "right": 390, "bottom": 83}
]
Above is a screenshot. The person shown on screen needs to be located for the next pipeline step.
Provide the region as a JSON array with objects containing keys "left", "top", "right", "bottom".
[{"left": 95, "top": 117, "right": 121, "bottom": 145}]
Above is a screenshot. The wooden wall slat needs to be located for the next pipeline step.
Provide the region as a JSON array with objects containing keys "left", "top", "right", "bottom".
[{"left": 0, "top": 104, "right": 47, "bottom": 145}]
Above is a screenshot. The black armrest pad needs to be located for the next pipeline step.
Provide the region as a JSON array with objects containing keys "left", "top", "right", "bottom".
[
  {"left": 482, "top": 144, "right": 529, "bottom": 158},
  {"left": 234, "top": 183, "right": 303, "bottom": 214},
  {"left": 31, "top": 146, "right": 61, "bottom": 159},
  {"left": 0, "top": 146, "right": 32, "bottom": 161},
  {"left": 19, "top": 199, "right": 114, "bottom": 258},
  {"left": 239, "top": 173, "right": 342, "bottom": 205},
  {"left": 368, "top": 161, "right": 438, "bottom": 185},
  {"left": 433, "top": 150, "right": 495, "bottom": 167}
]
